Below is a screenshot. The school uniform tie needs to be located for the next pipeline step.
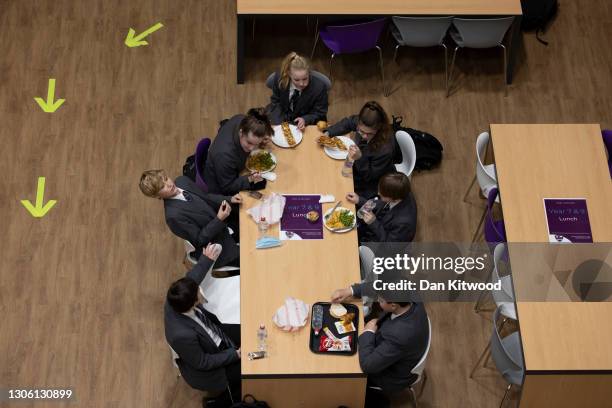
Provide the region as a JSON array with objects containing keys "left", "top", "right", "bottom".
[
  {"left": 376, "top": 203, "right": 390, "bottom": 219},
  {"left": 195, "top": 305, "right": 235, "bottom": 350},
  {"left": 182, "top": 190, "right": 193, "bottom": 202},
  {"left": 289, "top": 90, "right": 300, "bottom": 112}
]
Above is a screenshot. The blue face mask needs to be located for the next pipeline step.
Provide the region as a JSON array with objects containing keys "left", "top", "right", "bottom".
[{"left": 256, "top": 236, "right": 282, "bottom": 249}]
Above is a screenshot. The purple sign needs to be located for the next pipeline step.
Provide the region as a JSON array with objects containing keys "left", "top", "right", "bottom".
[
  {"left": 543, "top": 198, "right": 593, "bottom": 243},
  {"left": 280, "top": 195, "right": 323, "bottom": 240}
]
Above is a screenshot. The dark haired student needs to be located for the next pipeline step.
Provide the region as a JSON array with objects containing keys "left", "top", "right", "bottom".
[
  {"left": 326, "top": 101, "right": 398, "bottom": 199},
  {"left": 266, "top": 51, "right": 329, "bottom": 130},
  {"left": 347, "top": 172, "right": 417, "bottom": 243},
  {"left": 165, "top": 244, "right": 241, "bottom": 407},
  {"left": 331, "top": 282, "right": 429, "bottom": 408},
  {"left": 204, "top": 107, "right": 273, "bottom": 196}
]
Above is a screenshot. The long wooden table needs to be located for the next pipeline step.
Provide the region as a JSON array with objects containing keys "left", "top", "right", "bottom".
[
  {"left": 490, "top": 124, "right": 612, "bottom": 407},
  {"left": 236, "top": 0, "right": 523, "bottom": 84},
  {"left": 239, "top": 126, "right": 366, "bottom": 406}
]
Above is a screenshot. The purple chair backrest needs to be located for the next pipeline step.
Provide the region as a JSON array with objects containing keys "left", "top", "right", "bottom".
[
  {"left": 195, "top": 138, "right": 211, "bottom": 192},
  {"left": 325, "top": 18, "right": 387, "bottom": 54},
  {"left": 602, "top": 130, "right": 612, "bottom": 158},
  {"left": 484, "top": 187, "right": 506, "bottom": 244}
]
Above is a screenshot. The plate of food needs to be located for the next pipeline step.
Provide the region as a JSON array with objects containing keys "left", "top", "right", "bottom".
[
  {"left": 317, "top": 135, "right": 355, "bottom": 160},
  {"left": 323, "top": 206, "right": 356, "bottom": 233},
  {"left": 272, "top": 122, "right": 302, "bottom": 148},
  {"left": 246, "top": 149, "right": 277, "bottom": 173}
]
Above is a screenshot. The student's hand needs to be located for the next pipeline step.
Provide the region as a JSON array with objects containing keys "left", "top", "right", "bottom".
[
  {"left": 362, "top": 211, "right": 376, "bottom": 225},
  {"left": 349, "top": 145, "right": 362, "bottom": 161},
  {"left": 231, "top": 194, "right": 243, "bottom": 204},
  {"left": 294, "top": 117, "right": 306, "bottom": 131},
  {"left": 217, "top": 200, "right": 231, "bottom": 221},
  {"left": 248, "top": 172, "right": 263, "bottom": 183},
  {"left": 204, "top": 243, "right": 222, "bottom": 261},
  {"left": 331, "top": 287, "right": 352, "bottom": 303},
  {"left": 346, "top": 192, "right": 360, "bottom": 205},
  {"left": 364, "top": 319, "right": 378, "bottom": 333}
]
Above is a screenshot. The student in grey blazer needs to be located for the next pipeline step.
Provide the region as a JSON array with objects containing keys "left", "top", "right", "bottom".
[
  {"left": 139, "top": 169, "right": 241, "bottom": 268},
  {"left": 326, "top": 101, "right": 398, "bottom": 199},
  {"left": 204, "top": 108, "right": 272, "bottom": 196},
  {"left": 266, "top": 52, "right": 328, "bottom": 130},
  {"left": 347, "top": 172, "right": 417, "bottom": 243},
  {"left": 331, "top": 281, "right": 429, "bottom": 407},
  {"left": 164, "top": 244, "right": 241, "bottom": 405}
]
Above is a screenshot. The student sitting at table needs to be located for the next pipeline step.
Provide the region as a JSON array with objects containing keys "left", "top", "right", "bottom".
[
  {"left": 326, "top": 101, "right": 398, "bottom": 199},
  {"left": 266, "top": 51, "right": 328, "bottom": 131},
  {"left": 331, "top": 281, "right": 429, "bottom": 408},
  {"left": 346, "top": 172, "right": 417, "bottom": 243},
  {"left": 165, "top": 244, "right": 241, "bottom": 407},
  {"left": 139, "top": 169, "right": 241, "bottom": 268},
  {"left": 204, "top": 107, "right": 272, "bottom": 195}
]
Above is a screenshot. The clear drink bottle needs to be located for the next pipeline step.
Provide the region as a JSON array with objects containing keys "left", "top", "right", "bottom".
[{"left": 257, "top": 324, "right": 268, "bottom": 353}]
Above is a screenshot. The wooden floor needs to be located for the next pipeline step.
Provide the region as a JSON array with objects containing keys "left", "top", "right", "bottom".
[{"left": 1, "top": 0, "right": 611, "bottom": 407}]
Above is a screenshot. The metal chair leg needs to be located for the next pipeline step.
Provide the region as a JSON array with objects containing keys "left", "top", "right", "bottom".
[
  {"left": 410, "top": 386, "right": 419, "bottom": 408},
  {"left": 376, "top": 45, "right": 386, "bottom": 96},
  {"left": 328, "top": 53, "right": 335, "bottom": 82},
  {"left": 470, "top": 341, "right": 491, "bottom": 378},
  {"left": 499, "top": 384, "right": 512, "bottom": 408},
  {"left": 393, "top": 44, "right": 400, "bottom": 64},
  {"left": 418, "top": 370, "right": 427, "bottom": 398},
  {"left": 310, "top": 19, "right": 320, "bottom": 59},
  {"left": 441, "top": 43, "right": 448, "bottom": 96},
  {"left": 500, "top": 44, "right": 508, "bottom": 97},
  {"left": 252, "top": 18, "right": 256, "bottom": 40},
  {"left": 447, "top": 46, "right": 459, "bottom": 97},
  {"left": 471, "top": 206, "right": 488, "bottom": 243},
  {"left": 464, "top": 175, "right": 477, "bottom": 203}
]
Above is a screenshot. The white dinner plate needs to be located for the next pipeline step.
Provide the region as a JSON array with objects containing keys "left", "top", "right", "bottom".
[
  {"left": 324, "top": 136, "right": 355, "bottom": 160},
  {"left": 246, "top": 149, "right": 277, "bottom": 173},
  {"left": 323, "top": 206, "right": 356, "bottom": 233},
  {"left": 271, "top": 124, "right": 303, "bottom": 148}
]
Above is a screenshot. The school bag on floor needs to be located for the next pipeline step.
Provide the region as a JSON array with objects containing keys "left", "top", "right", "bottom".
[{"left": 392, "top": 115, "right": 443, "bottom": 171}]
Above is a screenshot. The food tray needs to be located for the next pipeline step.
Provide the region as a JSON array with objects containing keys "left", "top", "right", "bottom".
[{"left": 309, "top": 302, "right": 359, "bottom": 356}]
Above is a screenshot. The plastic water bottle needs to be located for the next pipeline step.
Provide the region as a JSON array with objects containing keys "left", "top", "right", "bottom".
[
  {"left": 312, "top": 304, "right": 324, "bottom": 336},
  {"left": 257, "top": 324, "right": 268, "bottom": 352},
  {"left": 341, "top": 157, "right": 354, "bottom": 177},
  {"left": 258, "top": 216, "right": 269, "bottom": 239}
]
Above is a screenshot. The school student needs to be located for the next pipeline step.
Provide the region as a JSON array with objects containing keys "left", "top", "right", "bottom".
[
  {"left": 266, "top": 52, "right": 328, "bottom": 130},
  {"left": 346, "top": 172, "right": 417, "bottom": 243},
  {"left": 326, "top": 101, "right": 398, "bottom": 198}
]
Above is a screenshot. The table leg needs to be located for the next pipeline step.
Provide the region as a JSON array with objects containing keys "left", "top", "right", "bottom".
[
  {"left": 506, "top": 15, "right": 522, "bottom": 84},
  {"left": 237, "top": 14, "right": 245, "bottom": 84}
]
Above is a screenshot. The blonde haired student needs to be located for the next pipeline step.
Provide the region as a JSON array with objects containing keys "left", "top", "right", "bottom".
[{"left": 266, "top": 51, "right": 328, "bottom": 130}]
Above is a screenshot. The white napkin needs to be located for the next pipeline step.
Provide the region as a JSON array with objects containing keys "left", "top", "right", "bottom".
[
  {"left": 272, "top": 297, "right": 310, "bottom": 332},
  {"left": 261, "top": 172, "right": 277, "bottom": 181},
  {"left": 247, "top": 192, "right": 286, "bottom": 225},
  {"left": 319, "top": 194, "right": 335, "bottom": 203}
]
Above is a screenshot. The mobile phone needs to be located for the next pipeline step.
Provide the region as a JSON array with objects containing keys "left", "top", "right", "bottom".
[{"left": 248, "top": 191, "right": 263, "bottom": 200}]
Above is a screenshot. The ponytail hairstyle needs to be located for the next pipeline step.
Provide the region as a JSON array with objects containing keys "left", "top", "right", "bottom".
[
  {"left": 279, "top": 52, "right": 311, "bottom": 90},
  {"left": 357, "top": 101, "right": 391, "bottom": 151}
]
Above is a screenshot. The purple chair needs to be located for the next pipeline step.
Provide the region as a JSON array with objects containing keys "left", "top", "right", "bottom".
[
  {"left": 602, "top": 129, "right": 612, "bottom": 178},
  {"left": 319, "top": 18, "right": 388, "bottom": 94},
  {"left": 484, "top": 187, "right": 506, "bottom": 246},
  {"left": 195, "top": 137, "right": 211, "bottom": 192}
]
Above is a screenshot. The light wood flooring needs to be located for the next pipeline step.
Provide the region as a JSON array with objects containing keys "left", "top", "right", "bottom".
[{"left": 1, "top": 0, "right": 611, "bottom": 407}]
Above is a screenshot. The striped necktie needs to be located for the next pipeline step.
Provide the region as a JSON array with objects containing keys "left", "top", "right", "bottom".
[{"left": 194, "top": 305, "right": 235, "bottom": 349}]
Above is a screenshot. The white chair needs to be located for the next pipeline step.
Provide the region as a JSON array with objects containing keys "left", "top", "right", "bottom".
[
  {"left": 407, "top": 316, "right": 432, "bottom": 408},
  {"left": 265, "top": 70, "right": 332, "bottom": 91},
  {"left": 464, "top": 132, "right": 498, "bottom": 242},
  {"left": 475, "top": 244, "right": 517, "bottom": 323},
  {"left": 358, "top": 245, "right": 376, "bottom": 316},
  {"left": 169, "top": 345, "right": 180, "bottom": 372},
  {"left": 448, "top": 17, "right": 515, "bottom": 96},
  {"left": 395, "top": 131, "right": 417, "bottom": 178},
  {"left": 183, "top": 240, "right": 240, "bottom": 276}
]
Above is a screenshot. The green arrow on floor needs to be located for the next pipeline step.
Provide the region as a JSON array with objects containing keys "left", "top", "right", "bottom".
[
  {"left": 34, "top": 78, "right": 65, "bottom": 113},
  {"left": 21, "top": 177, "right": 57, "bottom": 218},
  {"left": 124, "top": 22, "right": 164, "bottom": 47}
]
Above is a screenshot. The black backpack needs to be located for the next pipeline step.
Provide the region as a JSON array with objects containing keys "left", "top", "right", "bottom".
[
  {"left": 392, "top": 116, "right": 443, "bottom": 171},
  {"left": 230, "top": 394, "right": 270, "bottom": 408},
  {"left": 520, "top": 0, "right": 558, "bottom": 45},
  {"left": 182, "top": 154, "right": 196, "bottom": 181}
]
